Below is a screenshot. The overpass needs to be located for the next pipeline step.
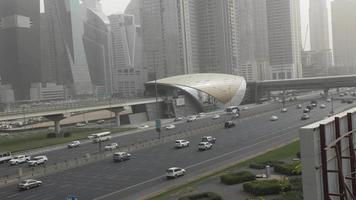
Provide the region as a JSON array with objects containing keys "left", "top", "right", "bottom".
[
  {"left": 247, "top": 74, "right": 356, "bottom": 102},
  {"left": 0, "top": 98, "right": 163, "bottom": 134}
]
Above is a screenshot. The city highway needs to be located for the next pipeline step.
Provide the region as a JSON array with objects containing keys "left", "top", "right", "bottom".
[{"left": 0, "top": 98, "right": 354, "bottom": 199}]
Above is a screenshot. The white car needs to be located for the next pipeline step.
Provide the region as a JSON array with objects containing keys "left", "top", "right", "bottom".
[
  {"left": 18, "top": 179, "right": 42, "bottom": 190},
  {"left": 105, "top": 143, "right": 118, "bottom": 151},
  {"left": 281, "top": 108, "right": 288, "bottom": 112},
  {"left": 270, "top": 115, "right": 278, "bottom": 121},
  {"left": 165, "top": 124, "right": 176, "bottom": 130},
  {"left": 296, "top": 104, "right": 302, "bottom": 109},
  {"left": 166, "top": 167, "right": 186, "bottom": 179},
  {"left": 75, "top": 123, "right": 86, "bottom": 127},
  {"left": 28, "top": 156, "right": 48, "bottom": 166},
  {"left": 138, "top": 125, "right": 149, "bottom": 129},
  {"left": 187, "top": 116, "right": 197, "bottom": 122},
  {"left": 242, "top": 106, "right": 249, "bottom": 110},
  {"left": 198, "top": 142, "right": 213, "bottom": 151},
  {"left": 9, "top": 155, "right": 31, "bottom": 165},
  {"left": 301, "top": 114, "right": 310, "bottom": 120},
  {"left": 326, "top": 98, "right": 331, "bottom": 102},
  {"left": 67, "top": 140, "right": 80, "bottom": 148},
  {"left": 198, "top": 113, "right": 206, "bottom": 117},
  {"left": 320, "top": 104, "right": 326, "bottom": 109},
  {"left": 175, "top": 140, "right": 190, "bottom": 148},
  {"left": 212, "top": 114, "right": 220, "bottom": 119}
]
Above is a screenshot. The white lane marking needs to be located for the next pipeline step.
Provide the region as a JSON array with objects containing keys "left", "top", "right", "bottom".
[{"left": 93, "top": 123, "right": 300, "bottom": 200}]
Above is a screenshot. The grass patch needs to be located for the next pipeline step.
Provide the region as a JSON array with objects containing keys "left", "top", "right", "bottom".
[
  {"left": 0, "top": 127, "right": 134, "bottom": 153},
  {"left": 147, "top": 140, "right": 300, "bottom": 200}
]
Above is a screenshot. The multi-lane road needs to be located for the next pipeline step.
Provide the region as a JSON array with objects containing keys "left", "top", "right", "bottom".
[{"left": 0, "top": 98, "right": 354, "bottom": 200}]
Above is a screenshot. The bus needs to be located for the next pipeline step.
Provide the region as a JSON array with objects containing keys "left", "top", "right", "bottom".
[
  {"left": 225, "top": 106, "right": 240, "bottom": 115},
  {"left": 91, "top": 132, "right": 112, "bottom": 143}
]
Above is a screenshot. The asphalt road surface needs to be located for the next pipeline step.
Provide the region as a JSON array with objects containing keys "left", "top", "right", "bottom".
[{"left": 0, "top": 99, "right": 354, "bottom": 200}]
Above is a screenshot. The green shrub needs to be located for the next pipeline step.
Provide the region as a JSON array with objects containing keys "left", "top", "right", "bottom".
[
  {"left": 46, "top": 132, "right": 57, "bottom": 138},
  {"left": 263, "top": 160, "right": 285, "bottom": 167},
  {"left": 63, "top": 132, "right": 71, "bottom": 138},
  {"left": 178, "top": 192, "right": 222, "bottom": 200},
  {"left": 249, "top": 163, "right": 266, "bottom": 169},
  {"left": 220, "top": 171, "right": 256, "bottom": 185},
  {"left": 243, "top": 179, "right": 291, "bottom": 196},
  {"left": 274, "top": 162, "right": 301, "bottom": 176},
  {"left": 296, "top": 152, "right": 301, "bottom": 158}
]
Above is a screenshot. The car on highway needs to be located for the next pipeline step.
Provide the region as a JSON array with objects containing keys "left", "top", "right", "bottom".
[
  {"left": 198, "top": 112, "right": 206, "bottom": 118},
  {"left": 9, "top": 155, "right": 31, "bottom": 165},
  {"left": 224, "top": 121, "right": 235, "bottom": 128},
  {"left": 347, "top": 100, "right": 354, "bottom": 104},
  {"left": 306, "top": 105, "right": 313, "bottom": 110},
  {"left": 320, "top": 104, "right": 326, "bottom": 109},
  {"left": 138, "top": 125, "right": 149, "bottom": 129},
  {"left": 201, "top": 136, "right": 216, "bottom": 143},
  {"left": 303, "top": 108, "right": 310, "bottom": 113},
  {"left": 75, "top": 122, "right": 86, "bottom": 127},
  {"left": 67, "top": 140, "right": 80, "bottom": 148},
  {"left": 0, "top": 152, "right": 13, "bottom": 164},
  {"left": 301, "top": 114, "right": 310, "bottom": 120},
  {"left": 18, "top": 179, "right": 42, "bottom": 191},
  {"left": 187, "top": 115, "right": 197, "bottom": 122},
  {"left": 166, "top": 167, "right": 186, "bottom": 179},
  {"left": 242, "top": 106, "right": 249, "bottom": 110},
  {"left": 87, "top": 134, "right": 95, "bottom": 140},
  {"left": 341, "top": 99, "right": 347, "bottom": 103},
  {"left": 281, "top": 108, "right": 288, "bottom": 113},
  {"left": 311, "top": 100, "right": 318, "bottom": 107},
  {"left": 212, "top": 114, "right": 220, "bottom": 119},
  {"left": 113, "top": 152, "right": 131, "bottom": 162},
  {"left": 296, "top": 104, "right": 302, "bottom": 109},
  {"left": 165, "top": 124, "right": 176, "bottom": 130},
  {"left": 198, "top": 142, "right": 213, "bottom": 151},
  {"left": 96, "top": 120, "right": 105, "bottom": 124},
  {"left": 270, "top": 115, "right": 278, "bottom": 121},
  {"left": 326, "top": 98, "right": 331, "bottom": 102},
  {"left": 174, "top": 117, "right": 183, "bottom": 122},
  {"left": 175, "top": 140, "right": 190, "bottom": 148},
  {"left": 105, "top": 143, "right": 118, "bottom": 151},
  {"left": 28, "top": 156, "right": 48, "bottom": 166}
]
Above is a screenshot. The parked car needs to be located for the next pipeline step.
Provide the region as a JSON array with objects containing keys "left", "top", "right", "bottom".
[
  {"left": 165, "top": 124, "right": 176, "bottom": 130},
  {"left": 212, "top": 114, "right": 220, "bottom": 119},
  {"left": 187, "top": 116, "right": 197, "bottom": 122},
  {"left": 198, "top": 142, "right": 213, "bottom": 151},
  {"left": 301, "top": 114, "right": 310, "bottom": 120},
  {"left": 175, "top": 140, "right": 190, "bottom": 148},
  {"left": 9, "top": 155, "right": 31, "bottom": 165},
  {"left": 18, "top": 179, "right": 42, "bottom": 191},
  {"left": 270, "top": 115, "right": 279, "bottom": 121},
  {"left": 67, "top": 140, "right": 80, "bottom": 148},
  {"left": 224, "top": 121, "right": 235, "bottom": 128},
  {"left": 28, "top": 156, "right": 48, "bottom": 166},
  {"left": 113, "top": 152, "right": 131, "bottom": 162},
  {"left": 201, "top": 136, "right": 216, "bottom": 143},
  {"left": 104, "top": 143, "right": 118, "bottom": 151},
  {"left": 166, "top": 167, "right": 186, "bottom": 179}
]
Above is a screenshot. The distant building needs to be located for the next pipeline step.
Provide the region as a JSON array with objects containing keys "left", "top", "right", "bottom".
[
  {"left": 81, "top": 0, "right": 113, "bottom": 96},
  {"left": 0, "top": 84, "right": 15, "bottom": 103},
  {"left": 266, "top": 0, "right": 302, "bottom": 80},
  {"left": 331, "top": 0, "right": 356, "bottom": 68},
  {"left": 109, "top": 14, "right": 146, "bottom": 97},
  {"left": 43, "top": 0, "right": 93, "bottom": 96},
  {"left": 302, "top": 50, "right": 332, "bottom": 78},
  {"left": 30, "top": 82, "right": 66, "bottom": 101},
  {"left": 0, "top": 0, "right": 41, "bottom": 100}
]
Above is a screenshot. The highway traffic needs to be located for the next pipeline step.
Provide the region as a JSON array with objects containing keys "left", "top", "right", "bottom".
[{"left": 0, "top": 98, "right": 354, "bottom": 200}]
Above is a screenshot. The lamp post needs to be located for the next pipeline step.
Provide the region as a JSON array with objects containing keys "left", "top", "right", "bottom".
[
  {"left": 330, "top": 93, "right": 334, "bottom": 114},
  {"left": 152, "top": 50, "right": 161, "bottom": 139}
]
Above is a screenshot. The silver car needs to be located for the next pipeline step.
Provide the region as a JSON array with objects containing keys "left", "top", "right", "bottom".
[{"left": 18, "top": 179, "right": 42, "bottom": 190}]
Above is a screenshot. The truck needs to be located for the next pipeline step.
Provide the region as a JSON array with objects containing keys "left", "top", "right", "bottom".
[
  {"left": 9, "top": 155, "right": 31, "bottom": 165},
  {"left": 0, "top": 152, "right": 12, "bottom": 164}
]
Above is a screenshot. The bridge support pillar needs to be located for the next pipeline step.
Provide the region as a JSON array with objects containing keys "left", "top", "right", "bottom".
[
  {"left": 108, "top": 107, "right": 125, "bottom": 128},
  {"left": 44, "top": 114, "right": 65, "bottom": 135},
  {"left": 324, "top": 88, "right": 329, "bottom": 98}
]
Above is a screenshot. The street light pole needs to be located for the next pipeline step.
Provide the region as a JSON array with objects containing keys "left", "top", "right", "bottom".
[
  {"left": 152, "top": 50, "right": 161, "bottom": 139},
  {"left": 331, "top": 93, "right": 334, "bottom": 114}
]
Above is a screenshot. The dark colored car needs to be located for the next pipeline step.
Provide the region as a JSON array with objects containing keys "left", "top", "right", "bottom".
[{"left": 224, "top": 121, "right": 235, "bottom": 128}]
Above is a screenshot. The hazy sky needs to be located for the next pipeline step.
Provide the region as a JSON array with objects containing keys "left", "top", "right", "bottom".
[{"left": 100, "top": 0, "right": 333, "bottom": 50}]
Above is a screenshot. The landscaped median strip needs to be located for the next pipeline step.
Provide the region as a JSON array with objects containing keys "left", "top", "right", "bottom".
[{"left": 143, "top": 139, "right": 300, "bottom": 200}]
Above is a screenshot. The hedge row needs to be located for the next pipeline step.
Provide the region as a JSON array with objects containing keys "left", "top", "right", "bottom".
[
  {"left": 249, "top": 160, "right": 285, "bottom": 169},
  {"left": 243, "top": 179, "right": 291, "bottom": 196},
  {"left": 46, "top": 132, "right": 71, "bottom": 138},
  {"left": 220, "top": 171, "right": 256, "bottom": 185},
  {"left": 274, "top": 162, "right": 301, "bottom": 176},
  {"left": 178, "top": 192, "right": 222, "bottom": 200}
]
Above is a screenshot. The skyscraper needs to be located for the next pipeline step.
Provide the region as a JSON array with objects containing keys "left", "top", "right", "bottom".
[
  {"left": 81, "top": 0, "right": 113, "bottom": 96},
  {"left": 0, "top": 0, "right": 41, "bottom": 100},
  {"left": 266, "top": 0, "right": 302, "bottom": 80},
  {"left": 331, "top": 0, "right": 356, "bottom": 68},
  {"left": 43, "top": 0, "right": 93, "bottom": 96},
  {"left": 109, "top": 14, "right": 146, "bottom": 97}
]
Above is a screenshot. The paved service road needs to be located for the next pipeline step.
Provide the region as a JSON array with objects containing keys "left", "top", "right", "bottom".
[{"left": 0, "top": 99, "right": 353, "bottom": 200}]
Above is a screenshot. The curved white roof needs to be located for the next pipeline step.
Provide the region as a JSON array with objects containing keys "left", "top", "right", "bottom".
[{"left": 147, "top": 73, "right": 246, "bottom": 105}]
